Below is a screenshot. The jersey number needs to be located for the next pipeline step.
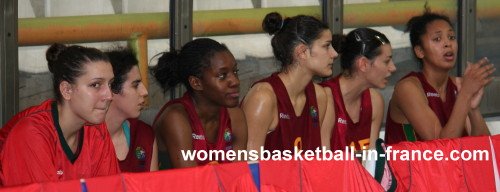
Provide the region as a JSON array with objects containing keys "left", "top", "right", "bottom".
[{"left": 294, "top": 137, "right": 303, "bottom": 150}]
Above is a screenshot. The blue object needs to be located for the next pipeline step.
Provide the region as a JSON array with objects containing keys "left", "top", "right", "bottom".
[
  {"left": 80, "top": 179, "right": 88, "bottom": 192},
  {"left": 248, "top": 162, "right": 260, "bottom": 191},
  {"left": 122, "top": 120, "right": 131, "bottom": 147}
]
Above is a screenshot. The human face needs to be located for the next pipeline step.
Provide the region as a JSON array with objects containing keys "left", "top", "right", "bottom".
[
  {"left": 67, "top": 61, "right": 114, "bottom": 125},
  {"left": 111, "top": 66, "right": 148, "bottom": 119},
  {"left": 199, "top": 51, "right": 240, "bottom": 108},
  {"left": 307, "top": 30, "right": 338, "bottom": 77},
  {"left": 417, "top": 19, "right": 457, "bottom": 70},
  {"left": 365, "top": 44, "right": 396, "bottom": 88}
]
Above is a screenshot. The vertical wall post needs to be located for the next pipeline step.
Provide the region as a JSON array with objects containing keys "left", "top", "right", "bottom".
[
  {"left": 322, "top": 0, "right": 343, "bottom": 76},
  {"left": 0, "top": 0, "right": 18, "bottom": 125},
  {"left": 169, "top": 0, "right": 192, "bottom": 99},
  {"left": 458, "top": 0, "right": 476, "bottom": 75}
]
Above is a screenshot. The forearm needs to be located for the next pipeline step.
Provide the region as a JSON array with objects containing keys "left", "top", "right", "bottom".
[
  {"left": 439, "top": 93, "right": 471, "bottom": 138},
  {"left": 468, "top": 108, "right": 490, "bottom": 136}
]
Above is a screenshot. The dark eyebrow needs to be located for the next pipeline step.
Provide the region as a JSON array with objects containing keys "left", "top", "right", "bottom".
[
  {"left": 90, "top": 78, "right": 105, "bottom": 81},
  {"left": 433, "top": 31, "right": 443, "bottom": 35}
]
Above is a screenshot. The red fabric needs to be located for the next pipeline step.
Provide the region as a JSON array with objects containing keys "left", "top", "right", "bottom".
[
  {"left": 254, "top": 73, "right": 321, "bottom": 151},
  {"left": 388, "top": 136, "right": 496, "bottom": 191},
  {"left": 260, "top": 160, "right": 301, "bottom": 191},
  {"left": 42, "top": 179, "right": 80, "bottom": 192},
  {"left": 260, "top": 159, "right": 383, "bottom": 192},
  {"left": 389, "top": 139, "right": 465, "bottom": 191},
  {"left": 492, "top": 134, "right": 500, "bottom": 175},
  {"left": 85, "top": 174, "right": 125, "bottom": 192},
  {"left": 154, "top": 92, "right": 233, "bottom": 165},
  {"left": 460, "top": 136, "right": 496, "bottom": 191},
  {"left": 0, "top": 183, "right": 42, "bottom": 192},
  {"left": 321, "top": 75, "right": 372, "bottom": 150},
  {"left": 119, "top": 118, "right": 155, "bottom": 172},
  {"left": 123, "top": 165, "right": 220, "bottom": 191},
  {"left": 385, "top": 72, "right": 463, "bottom": 144},
  {"left": 0, "top": 99, "right": 120, "bottom": 187},
  {"left": 384, "top": 104, "right": 407, "bottom": 144},
  {"left": 213, "top": 162, "right": 258, "bottom": 191},
  {"left": 301, "top": 159, "right": 384, "bottom": 192}
]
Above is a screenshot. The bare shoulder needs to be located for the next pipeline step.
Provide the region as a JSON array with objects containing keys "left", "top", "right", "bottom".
[
  {"left": 227, "top": 107, "right": 245, "bottom": 121},
  {"left": 154, "top": 103, "right": 189, "bottom": 130},
  {"left": 369, "top": 88, "right": 384, "bottom": 106},
  {"left": 241, "top": 82, "right": 277, "bottom": 108},
  {"left": 314, "top": 83, "right": 328, "bottom": 99},
  {"left": 393, "top": 76, "right": 424, "bottom": 97},
  {"left": 369, "top": 88, "right": 384, "bottom": 118}
]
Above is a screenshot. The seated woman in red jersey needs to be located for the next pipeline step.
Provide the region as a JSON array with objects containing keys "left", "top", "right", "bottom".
[
  {"left": 322, "top": 28, "right": 396, "bottom": 151},
  {"left": 152, "top": 38, "right": 247, "bottom": 168},
  {"left": 105, "top": 47, "right": 158, "bottom": 172},
  {"left": 0, "top": 43, "right": 120, "bottom": 186},
  {"left": 241, "top": 12, "right": 338, "bottom": 152},
  {"left": 385, "top": 8, "right": 494, "bottom": 144}
]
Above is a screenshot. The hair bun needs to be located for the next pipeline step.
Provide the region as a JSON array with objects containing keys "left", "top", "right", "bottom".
[
  {"left": 46, "top": 43, "right": 67, "bottom": 73},
  {"left": 332, "top": 34, "right": 347, "bottom": 54},
  {"left": 262, "top": 12, "right": 283, "bottom": 35}
]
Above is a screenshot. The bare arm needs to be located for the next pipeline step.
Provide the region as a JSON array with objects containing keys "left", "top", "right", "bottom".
[
  {"left": 393, "top": 78, "right": 470, "bottom": 140},
  {"left": 368, "top": 89, "right": 383, "bottom": 149},
  {"left": 394, "top": 60, "right": 493, "bottom": 140},
  {"left": 228, "top": 107, "right": 248, "bottom": 153},
  {"left": 241, "top": 83, "right": 278, "bottom": 151},
  {"left": 456, "top": 77, "right": 490, "bottom": 136},
  {"left": 154, "top": 104, "right": 197, "bottom": 168},
  {"left": 319, "top": 86, "right": 335, "bottom": 149},
  {"left": 150, "top": 138, "right": 159, "bottom": 171},
  {"left": 468, "top": 108, "right": 490, "bottom": 136}
]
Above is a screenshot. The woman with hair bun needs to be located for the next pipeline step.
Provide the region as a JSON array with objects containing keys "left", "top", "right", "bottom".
[
  {"left": 0, "top": 43, "right": 119, "bottom": 186},
  {"left": 241, "top": 12, "right": 338, "bottom": 152},
  {"left": 385, "top": 8, "right": 494, "bottom": 144},
  {"left": 322, "top": 28, "right": 396, "bottom": 151},
  {"left": 153, "top": 38, "right": 247, "bottom": 168}
]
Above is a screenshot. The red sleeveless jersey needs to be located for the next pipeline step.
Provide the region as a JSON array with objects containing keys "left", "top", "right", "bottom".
[
  {"left": 321, "top": 75, "right": 372, "bottom": 151},
  {"left": 154, "top": 92, "right": 233, "bottom": 165},
  {"left": 254, "top": 73, "right": 321, "bottom": 151},
  {"left": 118, "top": 118, "right": 155, "bottom": 172},
  {"left": 385, "top": 72, "right": 462, "bottom": 144},
  {"left": 0, "top": 99, "right": 120, "bottom": 186}
]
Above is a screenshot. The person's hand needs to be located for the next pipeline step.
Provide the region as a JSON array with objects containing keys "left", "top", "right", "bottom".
[
  {"left": 460, "top": 57, "right": 495, "bottom": 97},
  {"left": 470, "top": 87, "right": 484, "bottom": 109},
  {"left": 455, "top": 78, "right": 484, "bottom": 110}
]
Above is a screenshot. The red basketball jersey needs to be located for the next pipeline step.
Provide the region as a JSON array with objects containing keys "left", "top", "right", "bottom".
[
  {"left": 254, "top": 73, "right": 321, "bottom": 151},
  {"left": 155, "top": 92, "right": 233, "bottom": 165},
  {"left": 321, "top": 75, "right": 372, "bottom": 150},
  {"left": 385, "top": 72, "right": 462, "bottom": 144}
]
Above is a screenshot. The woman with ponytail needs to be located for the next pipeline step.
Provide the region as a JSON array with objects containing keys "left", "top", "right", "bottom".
[
  {"left": 322, "top": 28, "right": 396, "bottom": 151},
  {"left": 0, "top": 43, "right": 119, "bottom": 186},
  {"left": 241, "top": 12, "right": 338, "bottom": 152},
  {"left": 153, "top": 38, "right": 247, "bottom": 168}
]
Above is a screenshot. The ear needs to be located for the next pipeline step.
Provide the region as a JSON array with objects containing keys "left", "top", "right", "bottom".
[
  {"left": 59, "top": 81, "right": 73, "bottom": 100},
  {"left": 188, "top": 76, "right": 203, "bottom": 91},
  {"left": 414, "top": 45, "right": 424, "bottom": 59},
  {"left": 356, "top": 56, "right": 370, "bottom": 73},
  {"left": 294, "top": 43, "right": 309, "bottom": 61}
]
